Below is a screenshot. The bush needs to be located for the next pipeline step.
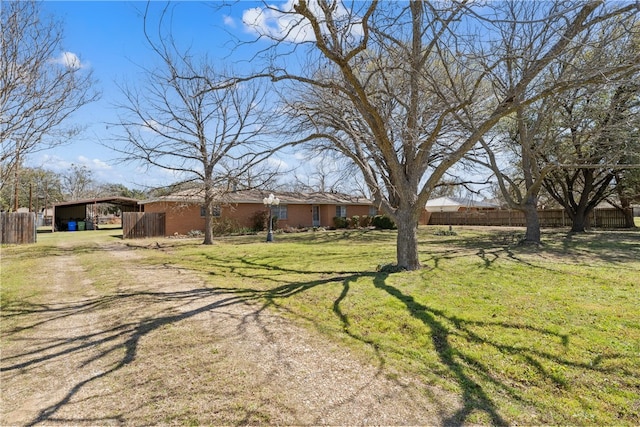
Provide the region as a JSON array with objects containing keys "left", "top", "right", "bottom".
[
  {"left": 359, "top": 215, "right": 372, "bottom": 227},
  {"left": 350, "top": 215, "right": 360, "bottom": 229},
  {"left": 372, "top": 215, "right": 396, "bottom": 230},
  {"left": 433, "top": 228, "right": 457, "bottom": 236},
  {"left": 210, "top": 218, "right": 241, "bottom": 236},
  {"left": 250, "top": 210, "right": 268, "bottom": 231},
  {"left": 376, "top": 263, "right": 407, "bottom": 273},
  {"left": 333, "top": 216, "right": 348, "bottom": 229}
]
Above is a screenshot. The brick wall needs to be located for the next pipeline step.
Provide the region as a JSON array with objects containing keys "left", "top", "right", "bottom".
[
  {"left": 143, "top": 201, "right": 376, "bottom": 235},
  {"left": 144, "top": 202, "right": 205, "bottom": 235},
  {"left": 280, "top": 204, "right": 372, "bottom": 228},
  {"left": 222, "top": 203, "right": 372, "bottom": 229}
]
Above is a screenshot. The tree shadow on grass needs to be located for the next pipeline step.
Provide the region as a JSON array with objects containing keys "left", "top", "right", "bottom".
[
  {"left": 434, "top": 228, "right": 640, "bottom": 266},
  {"left": 3, "top": 251, "right": 635, "bottom": 426},
  {"left": 2, "top": 264, "right": 382, "bottom": 426},
  {"left": 371, "top": 275, "right": 508, "bottom": 426},
  {"left": 202, "top": 257, "right": 622, "bottom": 425},
  {"left": 366, "top": 271, "right": 640, "bottom": 425},
  {"left": 2, "top": 287, "right": 276, "bottom": 426}
]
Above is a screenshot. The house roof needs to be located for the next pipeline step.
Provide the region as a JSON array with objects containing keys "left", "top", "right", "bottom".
[
  {"left": 139, "top": 188, "right": 372, "bottom": 206},
  {"left": 425, "top": 196, "right": 500, "bottom": 211}
]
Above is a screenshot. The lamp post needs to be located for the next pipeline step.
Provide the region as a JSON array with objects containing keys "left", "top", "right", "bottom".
[{"left": 263, "top": 193, "right": 280, "bottom": 242}]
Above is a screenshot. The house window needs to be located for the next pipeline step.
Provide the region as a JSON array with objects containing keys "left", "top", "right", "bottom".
[
  {"left": 336, "top": 205, "right": 347, "bottom": 218},
  {"left": 271, "top": 205, "right": 287, "bottom": 220},
  {"left": 201, "top": 205, "right": 221, "bottom": 217},
  {"left": 369, "top": 206, "right": 378, "bottom": 216}
]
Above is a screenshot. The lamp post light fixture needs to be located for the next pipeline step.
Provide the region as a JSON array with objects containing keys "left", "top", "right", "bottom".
[{"left": 263, "top": 193, "right": 280, "bottom": 242}]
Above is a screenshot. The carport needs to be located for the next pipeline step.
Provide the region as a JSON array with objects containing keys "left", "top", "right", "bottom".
[{"left": 52, "top": 197, "right": 141, "bottom": 231}]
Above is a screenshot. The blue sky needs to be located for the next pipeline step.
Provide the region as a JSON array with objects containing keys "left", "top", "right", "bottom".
[{"left": 31, "top": 1, "right": 297, "bottom": 189}]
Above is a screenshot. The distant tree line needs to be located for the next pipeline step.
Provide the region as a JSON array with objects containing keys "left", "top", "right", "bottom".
[{"left": 0, "top": 164, "right": 147, "bottom": 213}]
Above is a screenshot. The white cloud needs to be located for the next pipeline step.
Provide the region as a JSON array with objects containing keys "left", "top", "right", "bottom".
[
  {"left": 140, "top": 119, "right": 170, "bottom": 135},
  {"left": 223, "top": 14, "right": 236, "bottom": 28},
  {"left": 50, "top": 51, "right": 87, "bottom": 70},
  {"left": 31, "top": 154, "right": 111, "bottom": 172},
  {"left": 32, "top": 154, "right": 71, "bottom": 172},
  {"left": 293, "top": 151, "right": 308, "bottom": 161},
  {"left": 242, "top": 0, "right": 315, "bottom": 43},
  {"left": 77, "top": 155, "right": 112, "bottom": 171},
  {"left": 241, "top": 0, "right": 364, "bottom": 44},
  {"left": 267, "top": 156, "right": 289, "bottom": 171}
]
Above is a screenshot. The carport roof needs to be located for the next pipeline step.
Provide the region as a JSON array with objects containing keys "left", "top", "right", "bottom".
[{"left": 53, "top": 197, "right": 140, "bottom": 208}]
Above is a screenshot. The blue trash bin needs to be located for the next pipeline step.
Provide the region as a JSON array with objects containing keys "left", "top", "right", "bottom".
[{"left": 68, "top": 221, "right": 77, "bottom": 231}]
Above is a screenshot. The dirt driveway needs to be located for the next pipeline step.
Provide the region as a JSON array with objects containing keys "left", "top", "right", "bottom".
[{"left": 1, "top": 240, "right": 459, "bottom": 425}]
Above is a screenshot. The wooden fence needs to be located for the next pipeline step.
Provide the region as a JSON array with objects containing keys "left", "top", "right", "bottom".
[
  {"left": 1, "top": 212, "right": 37, "bottom": 244},
  {"left": 428, "top": 208, "right": 627, "bottom": 228},
  {"left": 122, "top": 212, "right": 166, "bottom": 239}
]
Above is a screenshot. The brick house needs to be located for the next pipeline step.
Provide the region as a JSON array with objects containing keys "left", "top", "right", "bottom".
[{"left": 139, "top": 189, "right": 377, "bottom": 236}]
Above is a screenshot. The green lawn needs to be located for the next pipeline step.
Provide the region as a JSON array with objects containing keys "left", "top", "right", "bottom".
[
  {"left": 120, "top": 226, "right": 640, "bottom": 425},
  {"left": 4, "top": 226, "right": 640, "bottom": 425}
]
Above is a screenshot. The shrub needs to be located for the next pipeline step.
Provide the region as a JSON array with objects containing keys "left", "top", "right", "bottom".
[
  {"left": 433, "top": 228, "right": 457, "bottom": 236},
  {"left": 333, "top": 216, "right": 348, "bottom": 229},
  {"left": 359, "top": 215, "right": 372, "bottom": 227},
  {"left": 250, "top": 210, "right": 268, "bottom": 231},
  {"left": 372, "top": 215, "right": 396, "bottom": 230},
  {"left": 376, "top": 263, "right": 407, "bottom": 273},
  {"left": 350, "top": 215, "right": 360, "bottom": 229},
  {"left": 210, "top": 218, "right": 241, "bottom": 236}
]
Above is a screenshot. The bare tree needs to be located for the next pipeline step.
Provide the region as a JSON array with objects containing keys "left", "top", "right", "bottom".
[
  {"left": 113, "top": 6, "right": 281, "bottom": 244},
  {"left": 612, "top": 168, "right": 640, "bottom": 228},
  {"left": 541, "top": 82, "right": 640, "bottom": 232},
  {"left": 237, "top": 1, "right": 638, "bottom": 269},
  {"left": 476, "top": 98, "right": 561, "bottom": 244},
  {"left": 0, "top": 0, "right": 98, "bottom": 209},
  {"left": 279, "top": 150, "right": 358, "bottom": 194},
  {"left": 476, "top": 9, "right": 639, "bottom": 237},
  {"left": 62, "top": 163, "right": 96, "bottom": 200}
]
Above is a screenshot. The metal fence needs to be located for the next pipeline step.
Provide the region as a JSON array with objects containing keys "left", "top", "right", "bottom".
[
  {"left": 428, "top": 208, "right": 627, "bottom": 228},
  {"left": 1, "top": 212, "right": 37, "bottom": 244},
  {"left": 122, "top": 212, "right": 166, "bottom": 239}
]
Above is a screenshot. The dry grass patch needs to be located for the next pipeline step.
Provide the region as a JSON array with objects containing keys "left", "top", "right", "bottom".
[{"left": 1, "top": 229, "right": 455, "bottom": 426}]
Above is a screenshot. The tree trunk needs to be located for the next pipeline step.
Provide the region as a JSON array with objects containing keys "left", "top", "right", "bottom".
[
  {"left": 203, "top": 209, "right": 214, "bottom": 245},
  {"left": 395, "top": 212, "right": 420, "bottom": 270},
  {"left": 620, "top": 197, "right": 636, "bottom": 228},
  {"left": 521, "top": 201, "right": 541, "bottom": 244},
  {"left": 203, "top": 184, "right": 214, "bottom": 245},
  {"left": 570, "top": 209, "right": 588, "bottom": 232}
]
